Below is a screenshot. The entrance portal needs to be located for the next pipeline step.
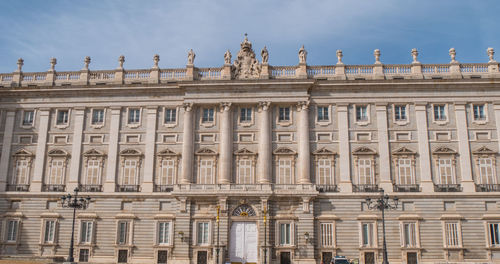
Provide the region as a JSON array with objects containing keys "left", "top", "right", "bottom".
[{"left": 229, "top": 222, "right": 258, "bottom": 264}]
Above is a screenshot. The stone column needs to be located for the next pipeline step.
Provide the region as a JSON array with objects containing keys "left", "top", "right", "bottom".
[
  {"left": 219, "top": 103, "right": 232, "bottom": 184},
  {"left": 31, "top": 109, "right": 50, "bottom": 192},
  {"left": 103, "top": 107, "right": 121, "bottom": 192},
  {"left": 143, "top": 106, "right": 158, "bottom": 192},
  {"left": 0, "top": 110, "right": 16, "bottom": 191},
  {"left": 297, "top": 101, "right": 311, "bottom": 184},
  {"left": 454, "top": 103, "right": 475, "bottom": 192},
  {"left": 181, "top": 103, "right": 194, "bottom": 184},
  {"left": 415, "top": 103, "right": 434, "bottom": 192},
  {"left": 67, "top": 108, "right": 85, "bottom": 191},
  {"left": 337, "top": 104, "right": 352, "bottom": 192},
  {"left": 258, "top": 102, "right": 271, "bottom": 184},
  {"left": 376, "top": 104, "right": 393, "bottom": 192}
]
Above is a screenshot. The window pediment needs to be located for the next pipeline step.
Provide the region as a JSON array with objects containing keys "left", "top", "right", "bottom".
[
  {"left": 83, "top": 149, "right": 105, "bottom": 157},
  {"left": 433, "top": 146, "right": 456, "bottom": 155},
  {"left": 157, "top": 148, "right": 179, "bottom": 156},
  {"left": 273, "top": 147, "right": 296, "bottom": 155},
  {"left": 119, "top": 148, "right": 142, "bottom": 157},
  {"left": 13, "top": 148, "right": 34, "bottom": 157},
  {"left": 472, "top": 146, "right": 497, "bottom": 155},
  {"left": 48, "top": 149, "right": 69, "bottom": 157},
  {"left": 352, "top": 146, "right": 376, "bottom": 155},
  {"left": 392, "top": 147, "right": 416, "bottom": 156},
  {"left": 195, "top": 147, "right": 218, "bottom": 156},
  {"left": 312, "top": 147, "right": 336, "bottom": 155},
  {"left": 234, "top": 148, "right": 256, "bottom": 156}
]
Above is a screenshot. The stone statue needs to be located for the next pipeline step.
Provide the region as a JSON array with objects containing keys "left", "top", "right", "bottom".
[
  {"left": 411, "top": 48, "right": 419, "bottom": 63},
  {"left": 232, "top": 34, "right": 261, "bottom": 79},
  {"left": 224, "top": 50, "right": 232, "bottom": 65},
  {"left": 118, "top": 55, "right": 125, "bottom": 69},
  {"left": 298, "top": 45, "right": 307, "bottom": 64},
  {"left": 16, "top": 58, "right": 24, "bottom": 72},
  {"left": 487, "top": 47, "right": 495, "bottom": 62},
  {"left": 374, "top": 49, "right": 381, "bottom": 64},
  {"left": 336, "top": 50, "right": 343, "bottom": 64},
  {"left": 187, "top": 49, "right": 195, "bottom": 65},
  {"left": 261, "top": 46, "right": 269, "bottom": 64},
  {"left": 83, "top": 56, "right": 91, "bottom": 70},
  {"left": 153, "top": 54, "right": 160, "bottom": 68},
  {"left": 50, "top": 58, "right": 57, "bottom": 71},
  {"left": 449, "top": 48, "right": 457, "bottom": 63}
]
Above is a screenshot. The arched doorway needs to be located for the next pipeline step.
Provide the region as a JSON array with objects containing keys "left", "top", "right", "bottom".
[{"left": 229, "top": 204, "right": 258, "bottom": 264}]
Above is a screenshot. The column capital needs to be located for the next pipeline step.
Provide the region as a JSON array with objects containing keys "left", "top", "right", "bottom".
[
  {"left": 219, "top": 102, "right": 232, "bottom": 112},
  {"left": 258, "top": 101, "right": 271, "bottom": 112},
  {"left": 297, "top": 101, "right": 310, "bottom": 111},
  {"left": 183, "top": 102, "right": 194, "bottom": 112}
]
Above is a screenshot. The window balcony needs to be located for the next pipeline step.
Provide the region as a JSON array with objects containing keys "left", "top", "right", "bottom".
[
  {"left": 42, "top": 184, "right": 66, "bottom": 192},
  {"left": 154, "top": 185, "right": 174, "bottom": 192},
  {"left": 353, "top": 184, "right": 379, "bottom": 192},
  {"left": 6, "top": 184, "right": 30, "bottom": 192},
  {"left": 393, "top": 184, "right": 420, "bottom": 192},
  {"left": 116, "top": 185, "right": 140, "bottom": 192},
  {"left": 79, "top": 184, "right": 103, "bottom": 192},
  {"left": 476, "top": 184, "right": 500, "bottom": 192},
  {"left": 434, "top": 184, "right": 462, "bottom": 192},
  {"left": 316, "top": 184, "right": 338, "bottom": 193}
]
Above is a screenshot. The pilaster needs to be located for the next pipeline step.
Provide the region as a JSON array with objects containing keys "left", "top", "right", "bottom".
[
  {"left": 142, "top": 106, "right": 158, "bottom": 192},
  {"left": 31, "top": 109, "right": 50, "bottom": 192},
  {"left": 373, "top": 64, "right": 384, "bottom": 80},
  {"left": 104, "top": 107, "right": 121, "bottom": 192},
  {"left": 258, "top": 102, "right": 271, "bottom": 184},
  {"left": 114, "top": 69, "right": 124, "bottom": 84},
  {"left": 337, "top": 104, "right": 352, "bottom": 192},
  {"left": 415, "top": 103, "right": 434, "bottom": 192},
  {"left": 180, "top": 103, "right": 194, "bottom": 184},
  {"left": 219, "top": 103, "right": 232, "bottom": 184},
  {"left": 494, "top": 104, "right": 500, "bottom": 173},
  {"left": 67, "top": 108, "right": 85, "bottom": 191},
  {"left": 0, "top": 110, "right": 16, "bottom": 191},
  {"left": 454, "top": 103, "right": 475, "bottom": 192},
  {"left": 297, "top": 101, "right": 311, "bottom": 184},
  {"left": 376, "top": 104, "right": 392, "bottom": 192}
]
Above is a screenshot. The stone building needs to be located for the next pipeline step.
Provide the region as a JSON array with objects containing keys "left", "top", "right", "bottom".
[{"left": 0, "top": 37, "right": 500, "bottom": 264}]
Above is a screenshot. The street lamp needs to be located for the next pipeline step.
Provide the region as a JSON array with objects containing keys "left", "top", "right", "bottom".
[
  {"left": 263, "top": 206, "right": 267, "bottom": 264},
  {"left": 60, "top": 188, "right": 91, "bottom": 263},
  {"left": 365, "top": 189, "right": 398, "bottom": 264},
  {"left": 216, "top": 205, "right": 220, "bottom": 264}
]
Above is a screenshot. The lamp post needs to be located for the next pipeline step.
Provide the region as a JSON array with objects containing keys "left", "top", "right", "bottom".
[
  {"left": 60, "top": 188, "right": 91, "bottom": 264},
  {"left": 216, "top": 205, "right": 220, "bottom": 264},
  {"left": 365, "top": 189, "right": 398, "bottom": 264},
  {"left": 263, "top": 206, "right": 267, "bottom": 264}
]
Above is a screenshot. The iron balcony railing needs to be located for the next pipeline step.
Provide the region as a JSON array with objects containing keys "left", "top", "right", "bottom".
[
  {"left": 476, "top": 184, "right": 500, "bottom": 192},
  {"left": 79, "top": 184, "right": 103, "bottom": 192},
  {"left": 116, "top": 185, "right": 140, "bottom": 192},
  {"left": 316, "top": 184, "right": 338, "bottom": 193},
  {"left": 353, "top": 184, "right": 379, "bottom": 192},
  {"left": 154, "top": 185, "right": 174, "bottom": 192},
  {"left": 393, "top": 184, "right": 420, "bottom": 192},
  {"left": 42, "top": 184, "right": 66, "bottom": 192},
  {"left": 434, "top": 184, "right": 462, "bottom": 192},
  {"left": 6, "top": 184, "right": 30, "bottom": 192}
]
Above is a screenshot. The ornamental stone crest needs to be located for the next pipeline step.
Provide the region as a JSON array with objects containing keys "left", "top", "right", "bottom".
[
  {"left": 232, "top": 34, "right": 261, "bottom": 79},
  {"left": 232, "top": 204, "right": 256, "bottom": 217}
]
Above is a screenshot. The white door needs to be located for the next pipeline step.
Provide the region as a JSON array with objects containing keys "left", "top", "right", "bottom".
[{"left": 230, "top": 222, "right": 258, "bottom": 264}]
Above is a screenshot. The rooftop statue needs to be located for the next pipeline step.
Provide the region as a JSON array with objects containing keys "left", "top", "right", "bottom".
[{"left": 232, "top": 34, "right": 261, "bottom": 79}]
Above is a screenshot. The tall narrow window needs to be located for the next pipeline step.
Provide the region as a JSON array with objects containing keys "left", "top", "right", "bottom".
[
  {"left": 6, "top": 220, "right": 19, "bottom": 242},
  {"left": 117, "top": 221, "right": 129, "bottom": 245},
  {"left": 394, "top": 105, "right": 407, "bottom": 121},
  {"left": 278, "top": 159, "right": 292, "bottom": 184},
  {"left": 202, "top": 108, "right": 214, "bottom": 123},
  {"left": 199, "top": 159, "right": 213, "bottom": 184},
  {"left": 164, "top": 108, "right": 176, "bottom": 124},
  {"left": 317, "top": 106, "right": 329, "bottom": 122},
  {"left": 279, "top": 107, "right": 290, "bottom": 122},
  {"left": 489, "top": 223, "right": 500, "bottom": 246},
  {"left": 122, "top": 160, "right": 137, "bottom": 185},
  {"left": 14, "top": 160, "right": 29, "bottom": 185},
  {"left": 85, "top": 160, "right": 101, "bottom": 185},
  {"left": 44, "top": 220, "right": 56, "bottom": 243},
  {"left": 22, "top": 110, "right": 34, "bottom": 126},
  {"left": 445, "top": 222, "right": 460, "bottom": 247},
  {"left": 317, "top": 158, "right": 333, "bottom": 185},
  {"left": 398, "top": 158, "right": 414, "bottom": 185},
  {"left": 358, "top": 159, "right": 373, "bottom": 185},
  {"left": 238, "top": 159, "right": 253, "bottom": 184},
  {"left": 403, "top": 222, "right": 417, "bottom": 247},
  {"left": 158, "top": 222, "right": 170, "bottom": 245},
  {"left": 320, "top": 223, "right": 334, "bottom": 247},
  {"left": 197, "top": 222, "right": 209, "bottom": 245},
  {"left": 56, "top": 110, "right": 69, "bottom": 125},
  {"left": 49, "top": 160, "right": 65, "bottom": 185},
  {"left": 240, "top": 108, "right": 252, "bottom": 122},
  {"left": 479, "top": 157, "right": 495, "bottom": 184},
  {"left": 362, "top": 222, "right": 374, "bottom": 247},
  {"left": 438, "top": 159, "right": 454, "bottom": 184},
  {"left": 356, "top": 106, "right": 368, "bottom": 121},
  {"left": 434, "top": 105, "right": 446, "bottom": 121},
  {"left": 128, "top": 108, "right": 141, "bottom": 124},
  {"left": 473, "top": 104, "right": 486, "bottom": 120},
  {"left": 279, "top": 223, "right": 291, "bottom": 245},
  {"left": 80, "top": 221, "right": 93, "bottom": 244},
  {"left": 91, "top": 109, "right": 104, "bottom": 125},
  {"left": 160, "top": 159, "right": 175, "bottom": 185}
]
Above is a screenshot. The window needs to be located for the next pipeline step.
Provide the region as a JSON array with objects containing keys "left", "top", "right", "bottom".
[
  {"left": 79, "top": 249, "right": 90, "bottom": 262},
  {"left": 402, "top": 222, "right": 417, "bottom": 247},
  {"left": 489, "top": 223, "right": 500, "bottom": 246},
  {"left": 164, "top": 108, "right": 176, "bottom": 124},
  {"left": 438, "top": 159, "right": 454, "bottom": 184},
  {"left": 85, "top": 160, "right": 101, "bottom": 185},
  {"left": 80, "top": 221, "right": 93, "bottom": 244},
  {"left": 356, "top": 105, "right": 368, "bottom": 121},
  {"left": 6, "top": 220, "right": 19, "bottom": 242},
  {"left": 91, "top": 109, "right": 104, "bottom": 125},
  {"left": 159, "top": 159, "right": 175, "bottom": 185},
  {"left": 43, "top": 220, "right": 56, "bottom": 243},
  {"left": 473, "top": 104, "right": 486, "bottom": 120},
  {"left": 14, "top": 160, "right": 29, "bottom": 185},
  {"left": 202, "top": 108, "right": 214, "bottom": 123},
  {"left": 394, "top": 105, "right": 407, "bottom": 121},
  {"left": 358, "top": 159, "right": 373, "bottom": 185},
  {"left": 117, "top": 221, "right": 129, "bottom": 245},
  {"left": 279, "top": 107, "right": 290, "bottom": 122},
  {"left": 198, "top": 159, "right": 214, "bottom": 184},
  {"left": 158, "top": 222, "right": 170, "bottom": 245},
  {"left": 433, "top": 105, "right": 446, "bottom": 121},
  {"left": 277, "top": 158, "right": 293, "bottom": 184},
  {"left": 22, "top": 110, "right": 34, "bottom": 126},
  {"left": 240, "top": 107, "right": 252, "bottom": 122},
  {"left": 320, "top": 223, "right": 334, "bottom": 247},
  {"left": 197, "top": 222, "right": 210, "bottom": 245},
  {"left": 48, "top": 159, "right": 65, "bottom": 185},
  {"left": 56, "top": 109, "right": 69, "bottom": 125},
  {"left": 397, "top": 158, "right": 414, "bottom": 185},
  {"left": 237, "top": 159, "right": 253, "bottom": 184},
  {"left": 317, "top": 106, "right": 329, "bottom": 122},
  {"left": 361, "top": 222, "right": 374, "bottom": 247},
  {"left": 279, "top": 223, "right": 292, "bottom": 245},
  {"left": 128, "top": 108, "right": 141, "bottom": 124},
  {"left": 122, "top": 160, "right": 138, "bottom": 185},
  {"left": 444, "top": 222, "right": 460, "bottom": 247},
  {"left": 479, "top": 157, "right": 495, "bottom": 184},
  {"left": 317, "top": 158, "right": 333, "bottom": 185}
]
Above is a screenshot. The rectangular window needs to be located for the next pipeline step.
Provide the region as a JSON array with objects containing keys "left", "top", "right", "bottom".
[
  {"left": 49, "top": 160, "right": 64, "bottom": 184},
  {"left": 164, "top": 108, "right": 176, "bottom": 124},
  {"left": 434, "top": 105, "right": 446, "bottom": 121},
  {"left": 91, "top": 109, "right": 104, "bottom": 125},
  {"left": 240, "top": 108, "right": 252, "bottom": 122},
  {"left": 80, "top": 221, "right": 93, "bottom": 244},
  {"left": 356, "top": 106, "right": 368, "bottom": 121},
  {"left": 279, "top": 223, "right": 291, "bottom": 245},
  {"left": 320, "top": 223, "right": 334, "bottom": 247},
  {"left": 118, "top": 221, "right": 129, "bottom": 245},
  {"left": 79, "top": 249, "right": 89, "bottom": 262},
  {"left": 317, "top": 106, "right": 329, "bottom": 122},
  {"left": 197, "top": 222, "right": 209, "bottom": 245},
  {"left": 122, "top": 160, "right": 137, "bottom": 185},
  {"left": 394, "top": 105, "right": 407, "bottom": 121},
  {"left": 279, "top": 107, "right": 290, "bottom": 122},
  {"left": 128, "top": 108, "right": 141, "bottom": 124},
  {"left": 56, "top": 110, "right": 69, "bottom": 125},
  {"left": 85, "top": 160, "right": 101, "bottom": 185},
  {"left": 358, "top": 159, "right": 373, "bottom": 185},
  {"left": 160, "top": 159, "right": 175, "bottom": 185},
  {"left": 473, "top": 104, "right": 486, "bottom": 120},
  {"left": 158, "top": 222, "right": 170, "bottom": 245},
  {"left": 238, "top": 159, "right": 253, "bottom": 184},
  {"left": 438, "top": 159, "right": 454, "bottom": 184},
  {"left": 278, "top": 159, "right": 292, "bottom": 184},
  {"left": 317, "top": 158, "right": 333, "bottom": 185},
  {"left": 445, "top": 222, "right": 460, "bottom": 247},
  {"left": 202, "top": 108, "right": 214, "bottom": 123},
  {"left": 398, "top": 158, "right": 414, "bottom": 185},
  {"left": 6, "top": 220, "right": 19, "bottom": 242},
  {"left": 489, "top": 223, "right": 500, "bottom": 246},
  {"left": 479, "top": 157, "right": 495, "bottom": 184},
  {"left": 44, "top": 220, "right": 56, "bottom": 243},
  {"left": 403, "top": 222, "right": 417, "bottom": 247},
  {"left": 14, "top": 160, "right": 29, "bottom": 185},
  {"left": 22, "top": 110, "right": 34, "bottom": 126},
  {"left": 362, "top": 222, "right": 374, "bottom": 247},
  {"left": 199, "top": 159, "right": 213, "bottom": 184}
]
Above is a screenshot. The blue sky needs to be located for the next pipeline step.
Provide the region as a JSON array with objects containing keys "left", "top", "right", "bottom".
[{"left": 0, "top": 0, "right": 498, "bottom": 73}]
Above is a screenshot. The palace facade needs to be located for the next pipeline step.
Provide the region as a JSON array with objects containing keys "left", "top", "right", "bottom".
[{"left": 1, "top": 37, "right": 500, "bottom": 264}]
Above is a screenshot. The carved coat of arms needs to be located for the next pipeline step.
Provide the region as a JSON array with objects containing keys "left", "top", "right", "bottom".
[{"left": 232, "top": 35, "right": 261, "bottom": 79}]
